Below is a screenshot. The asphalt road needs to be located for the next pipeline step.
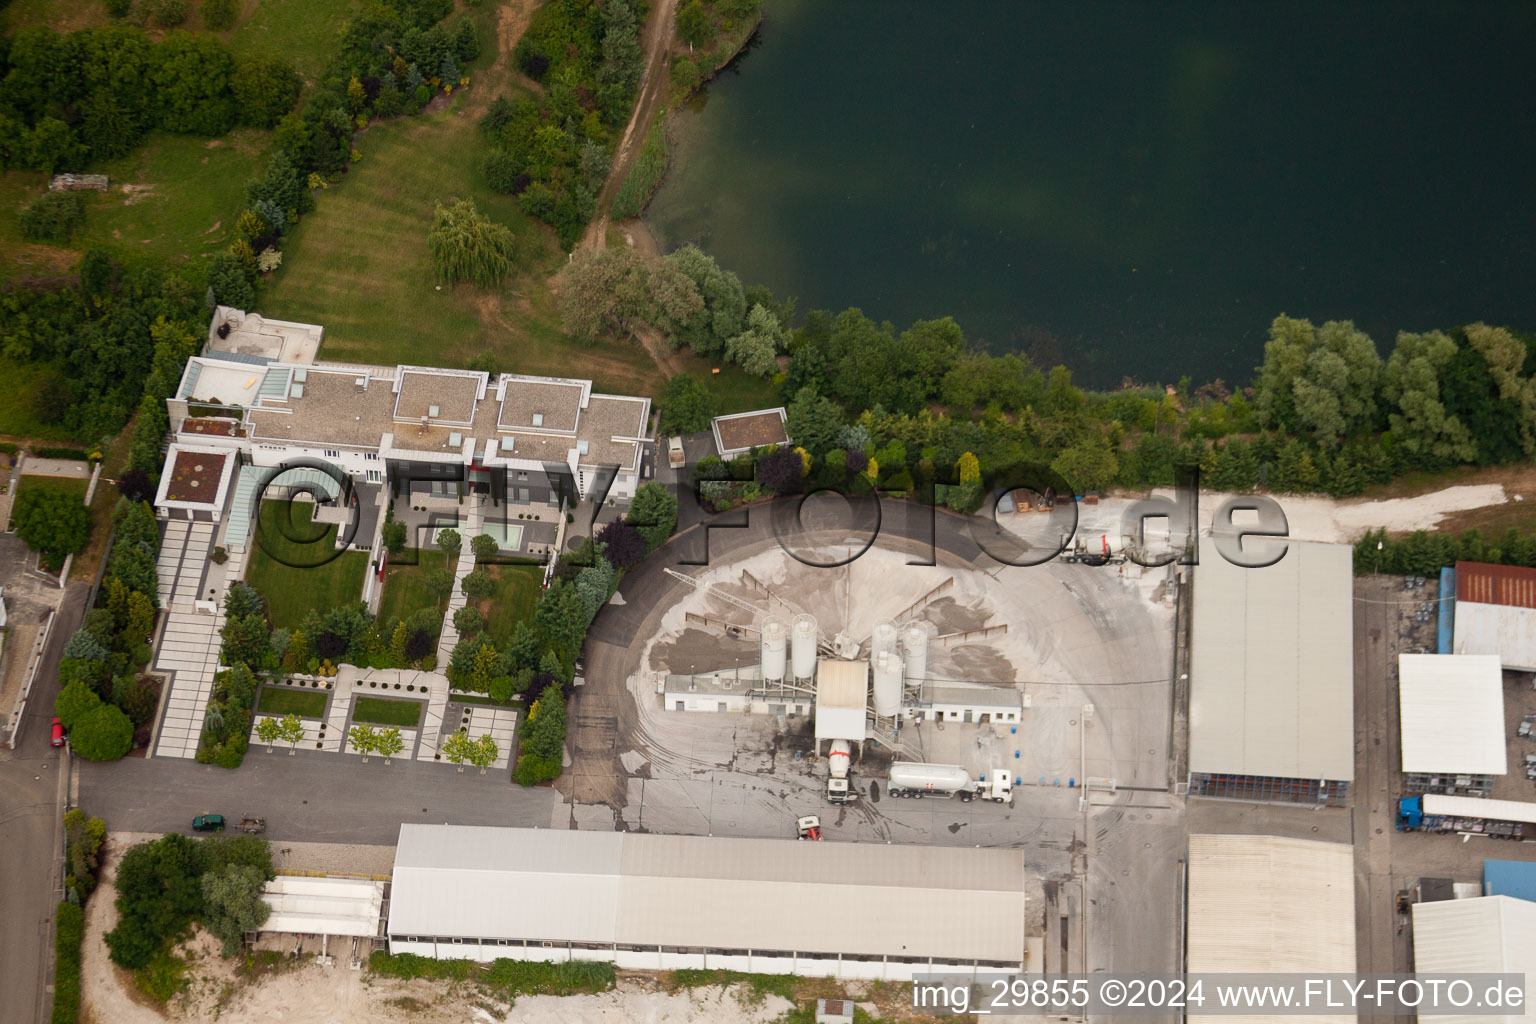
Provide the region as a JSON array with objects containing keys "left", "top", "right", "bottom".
[{"left": 0, "top": 583, "right": 88, "bottom": 1024}]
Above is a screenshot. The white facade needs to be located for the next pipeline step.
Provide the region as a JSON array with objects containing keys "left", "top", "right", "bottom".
[
  {"left": 1398, "top": 654, "right": 1507, "bottom": 775},
  {"left": 386, "top": 824, "right": 1029, "bottom": 979},
  {"left": 1454, "top": 603, "right": 1536, "bottom": 673}
]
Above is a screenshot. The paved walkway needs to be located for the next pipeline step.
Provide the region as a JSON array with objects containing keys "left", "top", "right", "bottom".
[
  {"left": 433, "top": 501, "right": 483, "bottom": 664},
  {"left": 19, "top": 457, "right": 90, "bottom": 478},
  {"left": 151, "top": 519, "right": 228, "bottom": 758}
]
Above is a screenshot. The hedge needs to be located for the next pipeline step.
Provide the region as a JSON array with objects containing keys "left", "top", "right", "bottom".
[
  {"left": 51, "top": 902, "right": 83, "bottom": 1024},
  {"left": 34, "top": 447, "right": 91, "bottom": 461},
  {"left": 367, "top": 952, "right": 613, "bottom": 996},
  {"left": 0, "top": 442, "right": 18, "bottom": 455}
]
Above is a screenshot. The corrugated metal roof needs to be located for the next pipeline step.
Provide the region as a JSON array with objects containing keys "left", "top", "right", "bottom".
[
  {"left": 388, "top": 825, "right": 1027, "bottom": 962},
  {"left": 1483, "top": 860, "right": 1536, "bottom": 903},
  {"left": 1453, "top": 602, "right": 1536, "bottom": 672},
  {"left": 1187, "top": 835, "right": 1355, "bottom": 982},
  {"left": 261, "top": 876, "right": 384, "bottom": 937},
  {"left": 1189, "top": 538, "right": 1354, "bottom": 780},
  {"left": 1456, "top": 561, "right": 1536, "bottom": 608},
  {"left": 1412, "top": 896, "right": 1536, "bottom": 1024},
  {"left": 1397, "top": 654, "right": 1506, "bottom": 774}
]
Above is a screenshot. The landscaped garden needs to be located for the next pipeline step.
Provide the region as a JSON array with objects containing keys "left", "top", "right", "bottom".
[
  {"left": 244, "top": 501, "right": 368, "bottom": 629},
  {"left": 253, "top": 687, "right": 327, "bottom": 719},
  {"left": 376, "top": 548, "right": 452, "bottom": 627},
  {"left": 351, "top": 696, "right": 424, "bottom": 728},
  {"left": 480, "top": 563, "right": 543, "bottom": 648}
]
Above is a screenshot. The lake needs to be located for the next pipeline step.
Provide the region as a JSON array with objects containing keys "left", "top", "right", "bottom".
[{"left": 644, "top": 0, "right": 1536, "bottom": 388}]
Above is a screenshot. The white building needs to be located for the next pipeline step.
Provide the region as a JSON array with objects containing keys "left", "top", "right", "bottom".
[
  {"left": 385, "top": 824, "right": 1029, "bottom": 980},
  {"left": 1398, "top": 653, "right": 1506, "bottom": 795},
  {"left": 1412, "top": 896, "right": 1536, "bottom": 1024},
  {"left": 1188, "top": 538, "right": 1354, "bottom": 803},
  {"left": 164, "top": 310, "right": 653, "bottom": 526}
]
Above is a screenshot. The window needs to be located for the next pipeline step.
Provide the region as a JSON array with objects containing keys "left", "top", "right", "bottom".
[
  {"left": 675, "top": 702, "right": 685, "bottom": 711},
  {"left": 517, "top": 471, "right": 528, "bottom": 481},
  {"left": 717, "top": 702, "right": 727, "bottom": 712},
  {"left": 451, "top": 938, "right": 464, "bottom": 945},
  {"left": 366, "top": 470, "right": 382, "bottom": 483},
  {"left": 324, "top": 449, "right": 340, "bottom": 458},
  {"left": 365, "top": 452, "right": 379, "bottom": 461},
  {"left": 495, "top": 939, "right": 512, "bottom": 946}
]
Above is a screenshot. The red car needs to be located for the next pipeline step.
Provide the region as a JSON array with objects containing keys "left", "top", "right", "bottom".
[{"left": 50, "top": 717, "right": 64, "bottom": 747}]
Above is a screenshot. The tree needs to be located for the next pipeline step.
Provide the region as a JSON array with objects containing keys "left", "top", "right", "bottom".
[
  {"left": 435, "top": 528, "right": 462, "bottom": 560},
  {"left": 595, "top": 519, "right": 646, "bottom": 569},
  {"left": 105, "top": 834, "right": 207, "bottom": 969},
  {"left": 375, "top": 726, "right": 404, "bottom": 763},
  {"left": 201, "top": 0, "right": 238, "bottom": 30},
  {"left": 346, "top": 76, "right": 367, "bottom": 113},
  {"left": 255, "top": 717, "right": 282, "bottom": 751},
  {"left": 468, "top": 733, "right": 498, "bottom": 773},
  {"left": 599, "top": 0, "right": 643, "bottom": 96},
  {"left": 13, "top": 488, "right": 91, "bottom": 567},
  {"left": 515, "top": 683, "right": 566, "bottom": 784},
  {"left": 442, "top": 730, "right": 473, "bottom": 771},
  {"left": 575, "top": 557, "right": 618, "bottom": 623},
  {"left": 1381, "top": 330, "right": 1477, "bottom": 467},
  {"left": 232, "top": 52, "right": 300, "bottom": 128},
  {"left": 423, "top": 567, "right": 457, "bottom": 606},
  {"left": 471, "top": 532, "right": 498, "bottom": 563},
  {"left": 207, "top": 251, "right": 254, "bottom": 309},
  {"left": 677, "top": 0, "right": 710, "bottom": 48},
  {"left": 461, "top": 567, "right": 493, "bottom": 598},
  {"left": 657, "top": 373, "right": 718, "bottom": 435},
  {"left": 626, "top": 482, "right": 677, "bottom": 552},
  {"left": 1050, "top": 438, "right": 1119, "bottom": 494},
  {"left": 63, "top": 809, "right": 107, "bottom": 896},
  {"left": 785, "top": 387, "right": 845, "bottom": 458},
  {"left": 1253, "top": 315, "right": 1381, "bottom": 446},
  {"left": 452, "top": 605, "right": 484, "bottom": 637},
  {"left": 535, "top": 580, "right": 587, "bottom": 665},
  {"left": 1271, "top": 437, "right": 1320, "bottom": 493},
  {"left": 756, "top": 447, "right": 804, "bottom": 494},
  {"left": 55, "top": 679, "right": 103, "bottom": 732},
  {"left": 556, "top": 245, "right": 689, "bottom": 342},
  {"left": 382, "top": 520, "right": 407, "bottom": 554},
  {"left": 69, "top": 705, "right": 134, "bottom": 761},
  {"left": 278, "top": 713, "right": 304, "bottom": 753},
  {"left": 660, "top": 245, "right": 746, "bottom": 356},
  {"left": 955, "top": 451, "right": 981, "bottom": 484},
  {"left": 428, "top": 198, "right": 516, "bottom": 287},
  {"left": 348, "top": 724, "right": 378, "bottom": 760},
  {"left": 201, "top": 864, "right": 271, "bottom": 956}
]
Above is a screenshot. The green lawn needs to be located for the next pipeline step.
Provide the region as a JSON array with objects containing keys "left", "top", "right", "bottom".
[
  {"left": 255, "top": 687, "right": 328, "bottom": 718},
  {"left": 351, "top": 696, "right": 423, "bottom": 727},
  {"left": 479, "top": 563, "right": 543, "bottom": 648},
  {"left": 244, "top": 500, "right": 369, "bottom": 629},
  {"left": 231, "top": 0, "right": 358, "bottom": 87},
  {"left": 377, "top": 548, "right": 449, "bottom": 626},
  {"left": 15, "top": 475, "right": 89, "bottom": 502},
  {"left": 0, "top": 360, "right": 88, "bottom": 441}
]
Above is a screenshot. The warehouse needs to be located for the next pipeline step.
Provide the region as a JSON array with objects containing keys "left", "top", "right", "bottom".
[
  {"left": 1398, "top": 653, "right": 1506, "bottom": 795},
  {"left": 385, "top": 824, "right": 1029, "bottom": 980},
  {"left": 1483, "top": 860, "right": 1536, "bottom": 903},
  {"left": 1186, "top": 835, "right": 1356, "bottom": 976},
  {"left": 1187, "top": 538, "right": 1354, "bottom": 803},
  {"left": 1411, "top": 896, "right": 1536, "bottom": 1024},
  {"left": 1452, "top": 561, "right": 1536, "bottom": 672}
]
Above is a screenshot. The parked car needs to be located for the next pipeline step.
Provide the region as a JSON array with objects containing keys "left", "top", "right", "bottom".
[
  {"left": 50, "top": 717, "right": 64, "bottom": 747},
  {"left": 192, "top": 814, "right": 225, "bottom": 832}
]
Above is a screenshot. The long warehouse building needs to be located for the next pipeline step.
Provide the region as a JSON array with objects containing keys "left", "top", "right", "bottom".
[{"left": 386, "top": 824, "right": 1029, "bottom": 980}]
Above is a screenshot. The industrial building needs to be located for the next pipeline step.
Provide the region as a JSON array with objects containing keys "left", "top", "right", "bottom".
[
  {"left": 255, "top": 876, "right": 386, "bottom": 963},
  {"left": 1483, "top": 860, "right": 1536, "bottom": 903},
  {"left": 1188, "top": 538, "right": 1354, "bottom": 803},
  {"left": 1411, "top": 896, "right": 1536, "bottom": 1024},
  {"left": 385, "top": 824, "right": 1029, "bottom": 980},
  {"left": 1451, "top": 561, "right": 1536, "bottom": 672},
  {"left": 1186, "top": 835, "right": 1356, "bottom": 974},
  {"left": 1398, "top": 653, "right": 1506, "bottom": 795}
]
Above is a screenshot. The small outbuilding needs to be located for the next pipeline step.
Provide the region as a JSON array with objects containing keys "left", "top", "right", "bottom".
[
  {"left": 1453, "top": 561, "right": 1536, "bottom": 672},
  {"left": 711, "top": 408, "right": 790, "bottom": 461}
]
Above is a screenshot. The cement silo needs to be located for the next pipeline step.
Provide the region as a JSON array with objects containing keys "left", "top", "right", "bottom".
[
  {"left": 791, "top": 613, "right": 818, "bottom": 681},
  {"left": 870, "top": 619, "right": 898, "bottom": 660},
  {"left": 901, "top": 621, "right": 929, "bottom": 685},
  {"left": 760, "top": 616, "right": 787, "bottom": 684},
  {"left": 872, "top": 649, "right": 903, "bottom": 718}
]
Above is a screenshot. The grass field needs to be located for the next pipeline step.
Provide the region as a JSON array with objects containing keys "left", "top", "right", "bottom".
[
  {"left": 230, "top": 0, "right": 357, "bottom": 86},
  {"left": 255, "top": 687, "right": 328, "bottom": 718},
  {"left": 479, "top": 563, "right": 542, "bottom": 648},
  {"left": 377, "top": 548, "right": 450, "bottom": 626},
  {"left": 351, "top": 696, "right": 423, "bottom": 727},
  {"left": 15, "top": 474, "right": 89, "bottom": 502},
  {"left": 244, "top": 500, "right": 369, "bottom": 628},
  {"left": 0, "top": 360, "right": 89, "bottom": 440}
]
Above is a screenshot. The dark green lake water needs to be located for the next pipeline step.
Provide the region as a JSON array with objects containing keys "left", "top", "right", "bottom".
[{"left": 645, "top": 0, "right": 1536, "bottom": 387}]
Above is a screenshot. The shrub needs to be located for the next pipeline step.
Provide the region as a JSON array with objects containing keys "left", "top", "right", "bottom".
[
  {"left": 19, "top": 192, "right": 85, "bottom": 243},
  {"left": 51, "top": 902, "right": 83, "bottom": 1024},
  {"left": 670, "top": 55, "right": 700, "bottom": 91},
  {"left": 151, "top": 0, "right": 188, "bottom": 26},
  {"left": 201, "top": 0, "right": 237, "bottom": 29},
  {"left": 105, "top": 0, "right": 131, "bottom": 15},
  {"left": 67, "top": 705, "right": 133, "bottom": 761}
]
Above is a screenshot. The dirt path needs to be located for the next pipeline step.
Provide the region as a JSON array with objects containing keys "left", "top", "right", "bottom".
[
  {"left": 582, "top": 0, "right": 681, "bottom": 252},
  {"left": 463, "top": 0, "right": 541, "bottom": 118}
]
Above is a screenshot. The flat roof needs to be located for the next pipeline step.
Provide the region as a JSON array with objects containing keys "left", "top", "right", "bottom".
[
  {"left": 1484, "top": 860, "right": 1536, "bottom": 903},
  {"left": 1453, "top": 603, "right": 1536, "bottom": 672},
  {"left": 1398, "top": 654, "right": 1506, "bottom": 774},
  {"left": 157, "top": 447, "right": 233, "bottom": 508},
  {"left": 389, "top": 825, "right": 1027, "bottom": 962},
  {"left": 1420, "top": 793, "right": 1536, "bottom": 825},
  {"left": 1412, "top": 896, "right": 1536, "bottom": 1024},
  {"left": 207, "top": 308, "right": 324, "bottom": 364},
  {"left": 814, "top": 659, "right": 868, "bottom": 742},
  {"left": 1189, "top": 537, "right": 1354, "bottom": 781},
  {"left": 1187, "top": 835, "right": 1355, "bottom": 981},
  {"left": 712, "top": 408, "right": 789, "bottom": 455},
  {"left": 394, "top": 368, "right": 483, "bottom": 425}
]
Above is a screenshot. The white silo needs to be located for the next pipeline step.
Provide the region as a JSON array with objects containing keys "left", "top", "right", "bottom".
[
  {"left": 791, "top": 613, "right": 818, "bottom": 681},
  {"left": 871, "top": 619, "right": 898, "bottom": 660},
  {"left": 901, "top": 621, "right": 929, "bottom": 684},
  {"left": 872, "top": 649, "right": 903, "bottom": 718},
  {"left": 760, "top": 616, "right": 787, "bottom": 683}
]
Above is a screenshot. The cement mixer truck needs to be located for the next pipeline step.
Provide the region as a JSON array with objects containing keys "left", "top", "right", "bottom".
[
  {"left": 887, "top": 762, "right": 1013, "bottom": 803},
  {"left": 825, "top": 740, "right": 854, "bottom": 803}
]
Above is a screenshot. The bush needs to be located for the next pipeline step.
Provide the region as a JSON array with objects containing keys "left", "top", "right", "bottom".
[
  {"left": 134, "top": 952, "right": 188, "bottom": 1003},
  {"left": 105, "top": 0, "right": 131, "bottom": 15},
  {"left": 151, "top": 0, "right": 188, "bottom": 26},
  {"left": 513, "top": 753, "right": 561, "bottom": 785},
  {"left": 34, "top": 446, "right": 92, "bottom": 461},
  {"left": 670, "top": 55, "right": 700, "bottom": 91},
  {"left": 201, "top": 0, "right": 237, "bottom": 29},
  {"left": 19, "top": 192, "right": 86, "bottom": 243},
  {"left": 51, "top": 902, "right": 83, "bottom": 1024},
  {"left": 70, "top": 705, "right": 134, "bottom": 761}
]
